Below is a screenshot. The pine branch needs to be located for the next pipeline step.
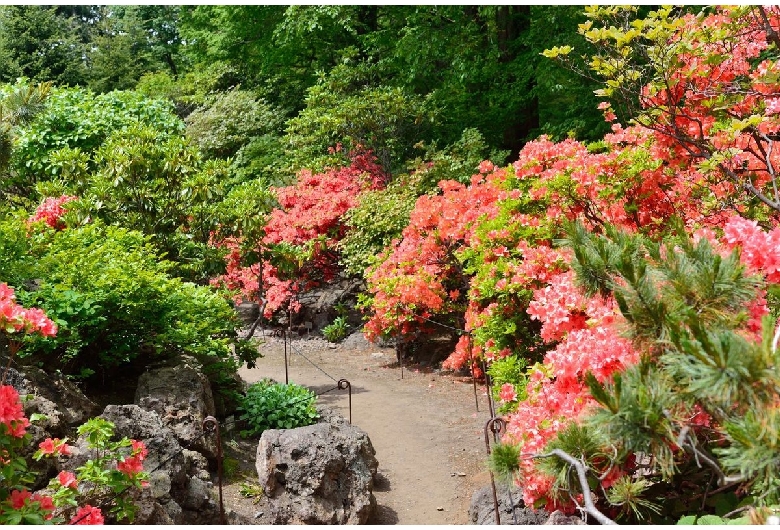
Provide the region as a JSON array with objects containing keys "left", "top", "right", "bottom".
[{"left": 534, "top": 449, "right": 617, "bottom": 525}]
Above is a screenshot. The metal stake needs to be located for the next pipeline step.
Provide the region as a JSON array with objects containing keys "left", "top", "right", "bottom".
[
  {"left": 482, "top": 358, "right": 496, "bottom": 424},
  {"left": 338, "top": 379, "right": 352, "bottom": 424},
  {"left": 283, "top": 330, "right": 289, "bottom": 384},
  {"left": 484, "top": 417, "right": 506, "bottom": 525},
  {"left": 468, "top": 337, "right": 479, "bottom": 412}
]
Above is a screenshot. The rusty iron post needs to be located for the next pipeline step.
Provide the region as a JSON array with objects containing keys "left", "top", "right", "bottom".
[
  {"left": 337, "top": 379, "right": 352, "bottom": 424},
  {"left": 283, "top": 330, "right": 289, "bottom": 384},
  {"left": 484, "top": 417, "right": 506, "bottom": 525},
  {"left": 202, "top": 416, "right": 226, "bottom": 524},
  {"left": 468, "top": 337, "right": 479, "bottom": 412},
  {"left": 481, "top": 358, "right": 496, "bottom": 423}
]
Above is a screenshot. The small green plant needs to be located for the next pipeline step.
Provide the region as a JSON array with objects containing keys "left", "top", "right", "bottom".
[
  {"left": 488, "top": 442, "right": 522, "bottom": 483},
  {"left": 238, "top": 380, "right": 318, "bottom": 437},
  {"left": 322, "top": 316, "right": 349, "bottom": 343},
  {"left": 239, "top": 482, "right": 264, "bottom": 502}
]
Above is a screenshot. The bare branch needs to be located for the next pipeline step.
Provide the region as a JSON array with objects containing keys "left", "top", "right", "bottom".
[
  {"left": 676, "top": 426, "right": 744, "bottom": 487},
  {"left": 756, "top": 132, "right": 780, "bottom": 205},
  {"left": 756, "top": 6, "right": 780, "bottom": 49},
  {"left": 534, "top": 449, "right": 617, "bottom": 525}
]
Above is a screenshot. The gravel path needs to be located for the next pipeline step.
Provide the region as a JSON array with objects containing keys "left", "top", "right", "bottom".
[{"left": 227, "top": 332, "right": 497, "bottom": 524}]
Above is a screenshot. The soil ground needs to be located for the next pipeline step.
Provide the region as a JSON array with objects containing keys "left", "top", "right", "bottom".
[{"left": 220, "top": 331, "right": 499, "bottom": 524}]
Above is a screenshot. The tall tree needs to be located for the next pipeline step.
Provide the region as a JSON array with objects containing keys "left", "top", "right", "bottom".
[{"left": 0, "top": 6, "right": 88, "bottom": 86}]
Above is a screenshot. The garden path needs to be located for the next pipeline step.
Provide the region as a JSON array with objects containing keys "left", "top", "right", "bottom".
[{"left": 231, "top": 332, "right": 496, "bottom": 524}]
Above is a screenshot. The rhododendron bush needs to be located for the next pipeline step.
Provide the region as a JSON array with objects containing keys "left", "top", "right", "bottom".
[{"left": 211, "top": 150, "right": 385, "bottom": 318}]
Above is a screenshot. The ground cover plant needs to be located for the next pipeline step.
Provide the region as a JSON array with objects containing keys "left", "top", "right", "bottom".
[{"left": 238, "top": 380, "right": 318, "bottom": 437}]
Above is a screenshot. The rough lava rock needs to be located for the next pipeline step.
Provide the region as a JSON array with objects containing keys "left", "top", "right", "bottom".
[
  {"left": 469, "top": 483, "right": 549, "bottom": 525},
  {"left": 235, "top": 301, "right": 260, "bottom": 327},
  {"left": 5, "top": 365, "right": 98, "bottom": 437},
  {"left": 255, "top": 407, "right": 378, "bottom": 524},
  {"left": 543, "top": 510, "right": 587, "bottom": 525},
  {"left": 135, "top": 355, "right": 218, "bottom": 461},
  {"left": 293, "top": 277, "right": 364, "bottom": 332}
]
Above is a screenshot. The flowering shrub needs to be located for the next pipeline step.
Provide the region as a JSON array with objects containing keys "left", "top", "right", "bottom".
[
  {"left": 28, "top": 195, "right": 78, "bottom": 230},
  {"left": 362, "top": 7, "right": 780, "bottom": 517},
  {"left": 211, "top": 150, "right": 385, "bottom": 318},
  {"left": 0, "top": 386, "right": 150, "bottom": 524},
  {"left": 0, "top": 290, "right": 147, "bottom": 524}
]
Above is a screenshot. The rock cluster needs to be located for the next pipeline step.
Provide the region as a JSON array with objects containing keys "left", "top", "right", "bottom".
[
  {"left": 9, "top": 353, "right": 378, "bottom": 525},
  {"left": 469, "top": 483, "right": 549, "bottom": 525}
]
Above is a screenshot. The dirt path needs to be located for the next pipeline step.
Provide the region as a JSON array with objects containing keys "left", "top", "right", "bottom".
[{"left": 231, "top": 332, "right": 496, "bottom": 524}]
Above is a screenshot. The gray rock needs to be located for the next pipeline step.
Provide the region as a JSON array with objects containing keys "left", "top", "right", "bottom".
[
  {"left": 180, "top": 476, "right": 212, "bottom": 510},
  {"left": 162, "top": 500, "right": 184, "bottom": 525},
  {"left": 544, "top": 510, "right": 587, "bottom": 525},
  {"left": 342, "top": 331, "right": 373, "bottom": 350},
  {"left": 470, "top": 483, "right": 549, "bottom": 525},
  {"left": 135, "top": 355, "right": 218, "bottom": 461},
  {"left": 149, "top": 472, "right": 172, "bottom": 500},
  {"left": 95, "top": 405, "right": 188, "bottom": 488},
  {"left": 255, "top": 410, "right": 378, "bottom": 524},
  {"left": 235, "top": 301, "right": 260, "bottom": 327},
  {"left": 293, "top": 277, "right": 364, "bottom": 332},
  {"left": 182, "top": 449, "right": 211, "bottom": 482},
  {"left": 6, "top": 365, "right": 98, "bottom": 436}
]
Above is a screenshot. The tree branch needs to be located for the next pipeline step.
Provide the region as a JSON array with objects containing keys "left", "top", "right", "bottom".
[{"left": 534, "top": 449, "right": 617, "bottom": 525}]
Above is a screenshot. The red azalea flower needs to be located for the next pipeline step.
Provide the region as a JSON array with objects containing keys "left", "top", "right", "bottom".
[
  {"left": 58, "top": 470, "right": 78, "bottom": 489},
  {"left": 117, "top": 455, "right": 143, "bottom": 477},
  {"left": 70, "top": 505, "right": 104, "bottom": 525},
  {"left": 9, "top": 489, "right": 31, "bottom": 509},
  {"left": 38, "top": 437, "right": 70, "bottom": 456}
]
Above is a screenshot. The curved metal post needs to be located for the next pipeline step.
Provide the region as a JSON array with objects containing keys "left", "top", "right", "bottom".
[
  {"left": 283, "top": 330, "right": 289, "bottom": 384},
  {"left": 484, "top": 417, "right": 506, "bottom": 525},
  {"left": 338, "top": 379, "right": 352, "bottom": 424}
]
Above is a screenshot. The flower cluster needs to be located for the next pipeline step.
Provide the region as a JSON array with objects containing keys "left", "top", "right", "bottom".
[
  {"left": 211, "top": 150, "right": 385, "bottom": 318},
  {"left": 0, "top": 282, "right": 57, "bottom": 337},
  {"left": 0, "top": 384, "right": 29, "bottom": 438},
  {"left": 28, "top": 195, "right": 78, "bottom": 230}
]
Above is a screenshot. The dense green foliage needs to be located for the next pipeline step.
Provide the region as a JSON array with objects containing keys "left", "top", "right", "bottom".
[
  {"left": 0, "top": 214, "right": 257, "bottom": 385},
  {"left": 238, "top": 380, "right": 319, "bottom": 437},
  {"left": 322, "top": 316, "right": 349, "bottom": 343}
]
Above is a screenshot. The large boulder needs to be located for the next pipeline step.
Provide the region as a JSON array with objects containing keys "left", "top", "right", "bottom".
[
  {"left": 293, "top": 277, "right": 364, "bottom": 332},
  {"left": 469, "top": 483, "right": 549, "bottom": 525},
  {"left": 255, "top": 408, "right": 378, "bottom": 524},
  {"left": 135, "top": 355, "right": 218, "bottom": 461},
  {"left": 58, "top": 405, "right": 190, "bottom": 524},
  {"left": 4, "top": 365, "right": 98, "bottom": 437}
]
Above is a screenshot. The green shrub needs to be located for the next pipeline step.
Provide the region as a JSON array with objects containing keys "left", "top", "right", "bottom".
[
  {"left": 238, "top": 380, "right": 318, "bottom": 437},
  {"left": 10, "top": 221, "right": 259, "bottom": 386},
  {"left": 339, "top": 182, "right": 417, "bottom": 278},
  {"left": 487, "top": 355, "right": 528, "bottom": 414},
  {"left": 322, "top": 316, "right": 349, "bottom": 343}
]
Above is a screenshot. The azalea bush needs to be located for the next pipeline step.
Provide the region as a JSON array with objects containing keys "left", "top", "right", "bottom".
[
  {"left": 1, "top": 386, "right": 150, "bottom": 524},
  {"left": 211, "top": 150, "right": 386, "bottom": 320},
  {"left": 0, "top": 285, "right": 148, "bottom": 524},
  {"left": 361, "top": 6, "right": 780, "bottom": 522}
]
